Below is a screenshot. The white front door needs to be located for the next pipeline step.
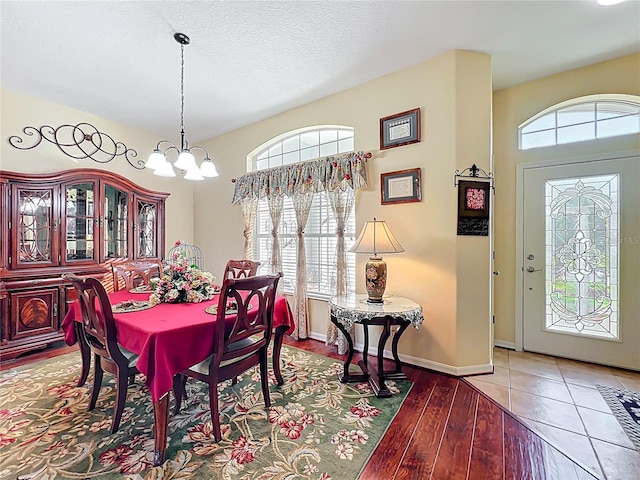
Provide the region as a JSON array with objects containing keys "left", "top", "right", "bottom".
[{"left": 521, "top": 155, "right": 640, "bottom": 370}]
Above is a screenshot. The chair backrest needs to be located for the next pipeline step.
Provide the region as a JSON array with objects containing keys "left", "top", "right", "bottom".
[
  {"left": 112, "top": 260, "right": 163, "bottom": 291},
  {"left": 224, "top": 259, "right": 261, "bottom": 280},
  {"left": 63, "top": 273, "right": 127, "bottom": 364},
  {"left": 213, "top": 273, "right": 281, "bottom": 367}
]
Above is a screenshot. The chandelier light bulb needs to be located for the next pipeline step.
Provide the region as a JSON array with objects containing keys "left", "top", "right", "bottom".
[
  {"left": 146, "top": 150, "right": 166, "bottom": 170},
  {"left": 200, "top": 159, "right": 219, "bottom": 177},
  {"left": 153, "top": 159, "right": 176, "bottom": 177}
]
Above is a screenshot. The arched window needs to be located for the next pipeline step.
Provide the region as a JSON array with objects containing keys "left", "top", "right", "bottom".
[
  {"left": 518, "top": 94, "right": 640, "bottom": 150},
  {"left": 249, "top": 126, "right": 356, "bottom": 297}
]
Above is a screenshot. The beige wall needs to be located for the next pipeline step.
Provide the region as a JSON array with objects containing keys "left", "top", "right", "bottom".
[
  {"left": 194, "top": 50, "right": 494, "bottom": 374},
  {"left": 1, "top": 88, "right": 195, "bottom": 251},
  {"left": 492, "top": 53, "right": 640, "bottom": 345}
]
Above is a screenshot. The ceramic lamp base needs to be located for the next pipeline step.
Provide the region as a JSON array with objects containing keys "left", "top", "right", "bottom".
[{"left": 365, "top": 255, "right": 387, "bottom": 303}]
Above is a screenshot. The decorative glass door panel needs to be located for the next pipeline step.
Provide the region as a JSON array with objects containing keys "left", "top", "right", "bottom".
[
  {"left": 14, "top": 186, "right": 57, "bottom": 266},
  {"left": 103, "top": 185, "right": 128, "bottom": 259},
  {"left": 522, "top": 156, "right": 639, "bottom": 370},
  {"left": 137, "top": 200, "right": 157, "bottom": 257},
  {"left": 545, "top": 175, "right": 619, "bottom": 339},
  {"left": 64, "top": 182, "right": 96, "bottom": 262}
]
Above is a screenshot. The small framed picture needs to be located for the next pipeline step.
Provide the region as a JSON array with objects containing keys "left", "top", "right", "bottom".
[
  {"left": 381, "top": 168, "right": 422, "bottom": 205},
  {"left": 457, "top": 180, "right": 490, "bottom": 218},
  {"left": 380, "top": 108, "right": 421, "bottom": 150}
]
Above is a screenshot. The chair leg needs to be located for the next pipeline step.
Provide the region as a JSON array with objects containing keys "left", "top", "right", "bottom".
[
  {"left": 231, "top": 376, "right": 238, "bottom": 385},
  {"left": 260, "top": 351, "right": 271, "bottom": 407},
  {"left": 172, "top": 374, "right": 186, "bottom": 415},
  {"left": 208, "top": 378, "right": 222, "bottom": 442},
  {"left": 111, "top": 369, "right": 129, "bottom": 434},
  {"left": 89, "top": 354, "right": 103, "bottom": 411},
  {"left": 128, "top": 374, "right": 136, "bottom": 385}
]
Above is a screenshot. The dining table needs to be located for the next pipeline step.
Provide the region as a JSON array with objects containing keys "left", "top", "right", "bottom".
[{"left": 61, "top": 288, "right": 295, "bottom": 466}]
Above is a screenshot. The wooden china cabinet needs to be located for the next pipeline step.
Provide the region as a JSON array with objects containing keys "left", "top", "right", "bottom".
[{"left": 0, "top": 169, "right": 169, "bottom": 361}]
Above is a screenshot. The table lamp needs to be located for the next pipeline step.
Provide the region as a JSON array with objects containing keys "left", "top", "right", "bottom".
[{"left": 349, "top": 218, "right": 404, "bottom": 303}]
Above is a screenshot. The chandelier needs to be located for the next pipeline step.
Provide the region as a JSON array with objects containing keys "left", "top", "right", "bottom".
[{"left": 145, "top": 33, "right": 218, "bottom": 181}]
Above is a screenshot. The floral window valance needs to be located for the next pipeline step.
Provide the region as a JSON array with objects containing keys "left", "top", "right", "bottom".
[{"left": 231, "top": 151, "right": 371, "bottom": 203}]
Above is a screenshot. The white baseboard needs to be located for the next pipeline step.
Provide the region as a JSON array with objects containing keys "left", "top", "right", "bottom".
[
  {"left": 494, "top": 340, "right": 516, "bottom": 350},
  {"left": 302, "top": 331, "right": 492, "bottom": 377}
]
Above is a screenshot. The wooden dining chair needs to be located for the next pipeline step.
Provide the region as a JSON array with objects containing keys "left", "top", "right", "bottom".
[
  {"left": 172, "top": 272, "right": 282, "bottom": 441},
  {"left": 63, "top": 273, "right": 140, "bottom": 434},
  {"left": 112, "top": 260, "right": 163, "bottom": 291},
  {"left": 224, "top": 259, "right": 261, "bottom": 279}
]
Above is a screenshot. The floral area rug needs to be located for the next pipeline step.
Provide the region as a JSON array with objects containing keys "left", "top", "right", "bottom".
[
  {"left": 0, "top": 345, "right": 411, "bottom": 479},
  {"left": 596, "top": 384, "right": 640, "bottom": 452}
]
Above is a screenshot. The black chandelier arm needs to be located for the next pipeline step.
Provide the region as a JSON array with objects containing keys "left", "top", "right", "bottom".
[
  {"left": 155, "top": 140, "right": 180, "bottom": 156},
  {"left": 8, "top": 122, "right": 143, "bottom": 170}
]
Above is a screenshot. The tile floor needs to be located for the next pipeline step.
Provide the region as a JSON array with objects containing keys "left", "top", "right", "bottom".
[{"left": 465, "top": 348, "right": 640, "bottom": 480}]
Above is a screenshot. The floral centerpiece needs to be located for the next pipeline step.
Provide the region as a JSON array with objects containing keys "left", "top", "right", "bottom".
[{"left": 149, "top": 249, "right": 217, "bottom": 304}]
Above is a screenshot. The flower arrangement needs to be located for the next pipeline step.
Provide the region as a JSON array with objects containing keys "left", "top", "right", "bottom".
[{"left": 149, "top": 252, "right": 217, "bottom": 305}]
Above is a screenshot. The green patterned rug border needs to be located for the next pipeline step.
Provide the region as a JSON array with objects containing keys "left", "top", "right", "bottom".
[{"left": 0, "top": 345, "right": 412, "bottom": 479}]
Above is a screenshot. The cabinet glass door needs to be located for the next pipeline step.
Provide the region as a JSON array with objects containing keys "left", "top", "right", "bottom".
[
  {"left": 64, "top": 182, "right": 96, "bottom": 262},
  {"left": 137, "top": 200, "right": 157, "bottom": 258},
  {"left": 103, "top": 185, "right": 128, "bottom": 259},
  {"left": 13, "top": 185, "right": 58, "bottom": 267}
]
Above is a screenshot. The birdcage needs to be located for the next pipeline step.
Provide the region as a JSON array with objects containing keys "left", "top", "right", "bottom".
[{"left": 166, "top": 241, "right": 205, "bottom": 270}]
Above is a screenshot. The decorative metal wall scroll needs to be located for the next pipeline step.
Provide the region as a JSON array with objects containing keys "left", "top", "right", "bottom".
[
  {"left": 454, "top": 164, "right": 494, "bottom": 236},
  {"left": 8, "top": 123, "right": 143, "bottom": 170}
]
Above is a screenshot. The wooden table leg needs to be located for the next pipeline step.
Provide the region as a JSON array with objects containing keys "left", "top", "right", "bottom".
[
  {"left": 385, "top": 320, "right": 410, "bottom": 379},
  {"left": 331, "top": 314, "right": 368, "bottom": 384},
  {"left": 273, "top": 325, "right": 287, "bottom": 386},
  {"left": 74, "top": 322, "right": 91, "bottom": 387},
  {"left": 152, "top": 392, "right": 169, "bottom": 466},
  {"left": 365, "top": 318, "right": 393, "bottom": 398}
]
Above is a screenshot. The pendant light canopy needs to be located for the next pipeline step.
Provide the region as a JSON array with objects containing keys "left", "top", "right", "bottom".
[{"left": 146, "top": 33, "right": 218, "bottom": 181}]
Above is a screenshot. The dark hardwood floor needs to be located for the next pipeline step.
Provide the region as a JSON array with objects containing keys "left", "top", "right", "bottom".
[{"left": 1, "top": 337, "right": 598, "bottom": 480}]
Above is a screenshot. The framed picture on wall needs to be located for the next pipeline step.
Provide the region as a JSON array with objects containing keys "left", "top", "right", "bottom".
[
  {"left": 458, "top": 180, "right": 490, "bottom": 218},
  {"left": 379, "top": 108, "right": 421, "bottom": 150},
  {"left": 381, "top": 168, "right": 422, "bottom": 205}
]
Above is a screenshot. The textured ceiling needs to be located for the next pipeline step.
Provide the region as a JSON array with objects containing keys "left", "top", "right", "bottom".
[{"left": 1, "top": 1, "right": 639, "bottom": 143}]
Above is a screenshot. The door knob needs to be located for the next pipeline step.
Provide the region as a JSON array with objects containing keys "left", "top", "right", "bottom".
[{"left": 526, "top": 266, "right": 542, "bottom": 273}]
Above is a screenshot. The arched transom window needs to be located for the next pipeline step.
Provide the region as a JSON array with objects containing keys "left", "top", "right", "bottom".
[{"left": 519, "top": 94, "right": 640, "bottom": 150}]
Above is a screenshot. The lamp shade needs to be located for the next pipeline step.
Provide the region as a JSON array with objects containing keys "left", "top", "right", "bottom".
[
  {"left": 184, "top": 166, "right": 205, "bottom": 181},
  {"left": 174, "top": 150, "right": 197, "bottom": 171},
  {"left": 153, "top": 160, "right": 176, "bottom": 177},
  {"left": 145, "top": 150, "right": 166, "bottom": 170},
  {"left": 200, "top": 158, "right": 219, "bottom": 177},
  {"left": 349, "top": 218, "right": 404, "bottom": 256}
]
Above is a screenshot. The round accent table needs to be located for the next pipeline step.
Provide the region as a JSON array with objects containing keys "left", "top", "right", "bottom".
[{"left": 329, "top": 294, "right": 424, "bottom": 397}]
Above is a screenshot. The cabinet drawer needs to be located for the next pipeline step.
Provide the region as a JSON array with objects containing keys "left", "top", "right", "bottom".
[{"left": 10, "top": 288, "right": 59, "bottom": 340}]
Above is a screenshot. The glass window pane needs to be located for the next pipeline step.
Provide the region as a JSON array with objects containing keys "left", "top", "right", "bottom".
[
  {"left": 300, "top": 132, "right": 319, "bottom": 148},
  {"left": 256, "top": 158, "right": 269, "bottom": 170},
  {"left": 521, "top": 130, "right": 555, "bottom": 150},
  {"left": 557, "top": 123, "right": 595, "bottom": 144},
  {"left": 320, "top": 130, "right": 338, "bottom": 144},
  {"left": 557, "top": 104, "right": 595, "bottom": 127},
  {"left": 269, "top": 143, "right": 282, "bottom": 156},
  {"left": 300, "top": 146, "right": 319, "bottom": 161},
  {"left": 339, "top": 129, "right": 354, "bottom": 140},
  {"left": 338, "top": 138, "right": 354, "bottom": 153},
  {"left": 282, "top": 136, "right": 299, "bottom": 153},
  {"left": 597, "top": 115, "right": 640, "bottom": 138},
  {"left": 597, "top": 102, "right": 639, "bottom": 119},
  {"left": 283, "top": 151, "right": 300, "bottom": 164},
  {"left": 319, "top": 142, "right": 338, "bottom": 157},
  {"left": 269, "top": 154, "right": 283, "bottom": 168},
  {"left": 522, "top": 113, "right": 556, "bottom": 134}
]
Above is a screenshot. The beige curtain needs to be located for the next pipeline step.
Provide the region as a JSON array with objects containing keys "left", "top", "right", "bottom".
[
  {"left": 267, "top": 195, "right": 284, "bottom": 286},
  {"left": 326, "top": 188, "right": 355, "bottom": 354},
  {"left": 291, "top": 192, "right": 314, "bottom": 339},
  {"left": 240, "top": 197, "right": 257, "bottom": 260}
]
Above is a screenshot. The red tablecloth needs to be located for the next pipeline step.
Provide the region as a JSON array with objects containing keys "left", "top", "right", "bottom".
[{"left": 62, "top": 291, "right": 294, "bottom": 402}]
